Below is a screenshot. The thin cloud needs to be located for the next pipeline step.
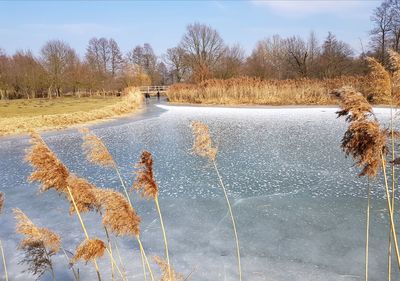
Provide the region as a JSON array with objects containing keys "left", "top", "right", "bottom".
[{"left": 251, "top": 0, "right": 379, "bottom": 17}]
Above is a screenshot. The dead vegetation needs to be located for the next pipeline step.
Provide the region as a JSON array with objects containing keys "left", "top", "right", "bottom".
[
  {"left": 0, "top": 87, "right": 143, "bottom": 137},
  {"left": 166, "top": 76, "right": 396, "bottom": 106}
]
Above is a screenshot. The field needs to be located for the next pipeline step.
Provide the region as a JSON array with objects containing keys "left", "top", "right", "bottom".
[
  {"left": 0, "top": 96, "right": 122, "bottom": 118},
  {"left": 0, "top": 88, "right": 143, "bottom": 136}
]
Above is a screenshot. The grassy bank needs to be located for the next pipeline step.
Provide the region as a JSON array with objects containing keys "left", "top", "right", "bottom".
[
  {"left": 0, "top": 96, "right": 122, "bottom": 118},
  {"left": 167, "top": 76, "right": 368, "bottom": 105},
  {"left": 0, "top": 87, "right": 143, "bottom": 136}
]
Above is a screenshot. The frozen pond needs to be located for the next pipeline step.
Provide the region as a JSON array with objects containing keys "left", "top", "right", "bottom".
[{"left": 0, "top": 99, "right": 397, "bottom": 280}]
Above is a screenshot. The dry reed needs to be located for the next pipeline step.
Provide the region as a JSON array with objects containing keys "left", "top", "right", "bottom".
[
  {"left": 342, "top": 119, "right": 387, "bottom": 177},
  {"left": 71, "top": 238, "right": 106, "bottom": 264},
  {"left": 153, "top": 256, "right": 183, "bottom": 281},
  {"left": 94, "top": 189, "right": 141, "bottom": 237},
  {"left": 190, "top": 120, "right": 242, "bottom": 281},
  {"left": 80, "top": 128, "right": 155, "bottom": 281},
  {"left": 14, "top": 208, "right": 60, "bottom": 280},
  {"left": 133, "top": 151, "right": 172, "bottom": 280},
  {"left": 133, "top": 151, "right": 159, "bottom": 199},
  {"left": 80, "top": 128, "right": 114, "bottom": 167},
  {"left": 26, "top": 132, "right": 104, "bottom": 280},
  {"left": 66, "top": 175, "right": 100, "bottom": 214},
  {"left": 167, "top": 76, "right": 372, "bottom": 105},
  {"left": 25, "top": 132, "right": 69, "bottom": 193},
  {"left": 0, "top": 87, "right": 143, "bottom": 136},
  {"left": 365, "top": 57, "right": 392, "bottom": 102}
]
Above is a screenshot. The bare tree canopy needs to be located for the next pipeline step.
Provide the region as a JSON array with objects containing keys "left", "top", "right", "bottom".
[
  {"left": 41, "top": 40, "right": 78, "bottom": 97},
  {"left": 180, "top": 23, "right": 225, "bottom": 81}
]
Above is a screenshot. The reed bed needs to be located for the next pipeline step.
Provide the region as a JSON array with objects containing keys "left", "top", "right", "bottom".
[
  {"left": 167, "top": 76, "right": 375, "bottom": 105},
  {"left": 0, "top": 87, "right": 143, "bottom": 137}
]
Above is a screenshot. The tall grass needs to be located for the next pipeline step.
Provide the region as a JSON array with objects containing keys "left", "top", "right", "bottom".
[
  {"left": 190, "top": 121, "right": 242, "bottom": 281},
  {"left": 167, "top": 76, "right": 372, "bottom": 105},
  {"left": 0, "top": 87, "right": 143, "bottom": 136}
]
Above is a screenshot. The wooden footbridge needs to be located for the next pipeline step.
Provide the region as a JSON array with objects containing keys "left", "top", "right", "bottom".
[{"left": 139, "top": 85, "right": 169, "bottom": 95}]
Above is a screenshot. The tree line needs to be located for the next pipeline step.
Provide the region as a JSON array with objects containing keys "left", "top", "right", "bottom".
[{"left": 0, "top": 0, "right": 395, "bottom": 100}]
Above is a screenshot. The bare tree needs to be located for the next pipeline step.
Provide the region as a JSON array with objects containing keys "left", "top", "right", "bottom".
[
  {"left": 245, "top": 35, "right": 287, "bottom": 79},
  {"left": 180, "top": 23, "right": 225, "bottom": 81},
  {"left": 126, "top": 43, "right": 158, "bottom": 83},
  {"left": 164, "top": 46, "right": 189, "bottom": 83},
  {"left": 370, "top": 0, "right": 393, "bottom": 64},
  {"left": 284, "top": 36, "right": 309, "bottom": 77},
  {"left": 215, "top": 44, "right": 245, "bottom": 79},
  {"left": 10, "top": 50, "right": 47, "bottom": 99},
  {"left": 320, "top": 32, "right": 354, "bottom": 78},
  {"left": 40, "top": 40, "right": 78, "bottom": 97},
  {"left": 109, "top": 39, "right": 123, "bottom": 76}
]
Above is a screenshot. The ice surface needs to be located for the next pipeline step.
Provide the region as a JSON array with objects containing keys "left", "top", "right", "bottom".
[{"left": 0, "top": 99, "right": 398, "bottom": 280}]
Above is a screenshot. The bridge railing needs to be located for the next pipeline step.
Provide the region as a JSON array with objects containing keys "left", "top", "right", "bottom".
[{"left": 139, "top": 85, "right": 170, "bottom": 93}]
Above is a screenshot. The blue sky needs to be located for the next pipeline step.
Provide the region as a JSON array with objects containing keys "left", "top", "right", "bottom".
[{"left": 0, "top": 1, "right": 381, "bottom": 58}]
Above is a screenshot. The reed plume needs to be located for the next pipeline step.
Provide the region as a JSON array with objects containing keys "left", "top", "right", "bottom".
[
  {"left": 153, "top": 256, "right": 183, "bottom": 281},
  {"left": 14, "top": 208, "right": 60, "bottom": 280},
  {"left": 133, "top": 151, "right": 171, "bottom": 280},
  {"left": 133, "top": 151, "right": 158, "bottom": 199},
  {"left": 365, "top": 57, "right": 391, "bottom": 101},
  {"left": 342, "top": 120, "right": 387, "bottom": 177},
  {"left": 26, "top": 132, "right": 103, "bottom": 280},
  {"left": 71, "top": 238, "right": 106, "bottom": 265},
  {"left": 331, "top": 87, "right": 373, "bottom": 122},
  {"left": 190, "top": 121, "right": 217, "bottom": 161},
  {"left": 94, "top": 189, "right": 141, "bottom": 237},
  {"left": 80, "top": 128, "right": 154, "bottom": 281},
  {"left": 80, "top": 128, "right": 114, "bottom": 167},
  {"left": 66, "top": 175, "right": 100, "bottom": 214},
  {"left": 388, "top": 49, "right": 400, "bottom": 106},
  {"left": 26, "top": 132, "right": 69, "bottom": 193},
  {"left": 190, "top": 121, "right": 242, "bottom": 281}
]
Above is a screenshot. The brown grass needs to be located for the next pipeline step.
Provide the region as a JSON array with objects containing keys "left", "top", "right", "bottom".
[
  {"left": 14, "top": 208, "right": 61, "bottom": 254},
  {"left": 153, "top": 256, "right": 183, "bottom": 281},
  {"left": 80, "top": 128, "right": 115, "bottom": 167},
  {"left": 25, "top": 132, "right": 69, "bottom": 193},
  {"left": 71, "top": 238, "right": 106, "bottom": 264},
  {"left": 94, "top": 189, "right": 141, "bottom": 237},
  {"left": 0, "top": 87, "right": 143, "bottom": 137},
  {"left": 167, "top": 76, "right": 374, "bottom": 105}
]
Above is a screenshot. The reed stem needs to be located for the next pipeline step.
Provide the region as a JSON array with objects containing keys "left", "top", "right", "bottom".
[
  {"left": 0, "top": 240, "right": 8, "bottom": 281},
  {"left": 381, "top": 154, "right": 400, "bottom": 270},
  {"left": 388, "top": 106, "right": 396, "bottom": 281},
  {"left": 154, "top": 196, "right": 171, "bottom": 280},
  {"left": 136, "top": 236, "right": 155, "bottom": 281},
  {"left": 212, "top": 161, "right": 242, "bottom": 281},
  {"left": 105, "top": 247, "right": 128, "bottom": 281},
  {"left": 103, "top": 226, "right": 115, "bottom": 281},
  {"left": 114, "top": 242, "right": 128, "bottom": 281},
  {"left": 61, "top": 247, "right": 79, "bottom": 281},
  {"left": 66, "top": 186, "right": 102, "bottom": 281},
  {"left": 365, "top": 181, "right": 370, "bottom": 281},
  {"left": 43, "top": 246, "right": 56, "bottom": 281},
  {"left": 112, "top": 163, "right": 153, "bottom": 281}
]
